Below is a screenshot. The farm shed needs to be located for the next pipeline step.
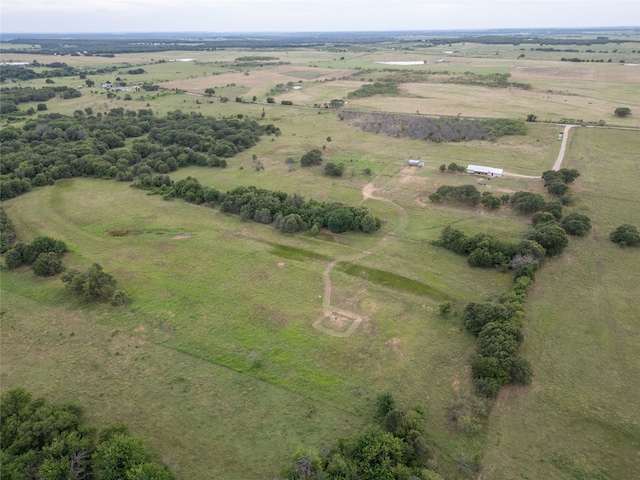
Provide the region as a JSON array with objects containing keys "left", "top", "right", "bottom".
[
  {"left": 466, "top": 164, "right": 503, "bottom": 177},
  {"left": 408, "top": 159, "right": 424, "bottom": 167}
]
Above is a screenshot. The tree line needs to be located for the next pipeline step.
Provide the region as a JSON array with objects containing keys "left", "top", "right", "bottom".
[
  {"left": 280, "top": 393, "right": 443, "bottom": 480},
  {"left": 0, "top": 110, "right": 280, "bottom": 200},
  {"left": 133, "top": 178, "right": 382, "bottom": 235},
  {"left": 0, "top": 86, "right": 81, "bottom": 115}
]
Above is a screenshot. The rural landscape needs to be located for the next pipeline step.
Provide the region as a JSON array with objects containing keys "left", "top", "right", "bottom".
[{"left": 1, "top": 27, "right": 639, "bottom": 480}]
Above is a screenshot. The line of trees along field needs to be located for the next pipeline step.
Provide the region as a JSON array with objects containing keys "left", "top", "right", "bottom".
[
  {"left": 133, "top": 178, "right": 382, "bottom": 235},
  {"left": 0, "top": 109, "right": 280, "bottom": 200}
]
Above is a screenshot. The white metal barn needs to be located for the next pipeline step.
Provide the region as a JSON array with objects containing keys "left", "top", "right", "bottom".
[{"left": 466, "top": 165, "right": 504, "bottom": 177}]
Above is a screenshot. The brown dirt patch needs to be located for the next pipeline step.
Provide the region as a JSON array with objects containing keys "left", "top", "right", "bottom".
[
  {"left": 171, "top": 234, "right": 192, "bottom": 240},
  {"left": 328, "top": 314, "right": 351, "bottom": 330},
  {"left": 386, "top": 337, "right": 401, "bottom": 353},
  {"left": 277, "top": 262, "right": 285, "bottom": 268}
]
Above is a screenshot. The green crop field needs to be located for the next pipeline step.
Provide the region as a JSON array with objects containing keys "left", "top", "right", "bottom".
[{"left": 1, "top": 32, "right": 639, "bottom": 479}]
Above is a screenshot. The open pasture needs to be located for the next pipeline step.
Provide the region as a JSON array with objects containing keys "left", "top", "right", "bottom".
[
  {"left": 2, "top": 34, "right": 640, "bottom": 479},
  {"left": 481, "top": 127, "right": 640, "bottom": 480}
]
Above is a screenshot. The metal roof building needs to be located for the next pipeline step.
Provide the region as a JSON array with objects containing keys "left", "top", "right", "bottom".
[{"left": 466, "top": 165, "right": 504, "bottom": 177}]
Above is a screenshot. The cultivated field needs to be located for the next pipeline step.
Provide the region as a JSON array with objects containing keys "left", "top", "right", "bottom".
[{"left": 1, "top": 33, "right": 639, "bottom": 479}]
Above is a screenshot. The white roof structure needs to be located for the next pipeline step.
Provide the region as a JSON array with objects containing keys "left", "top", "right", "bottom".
[{"left": 467, "top": 165, "right": 504, "bottom": 176}]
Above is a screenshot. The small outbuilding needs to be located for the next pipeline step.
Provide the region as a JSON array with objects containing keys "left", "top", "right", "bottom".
[
  {"left": 408, "top": 159, "right": 424, "bottom": 167},
  {"left": 466, "top": 164, "right": 503, "bottom": 177}
]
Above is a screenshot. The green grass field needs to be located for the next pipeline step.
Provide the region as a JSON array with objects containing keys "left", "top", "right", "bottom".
[
  {"left": 2, "top": 36, "right": 640, "bottom": 479},
  {"left": 481, "top": 127, "right": 640, "bottom": 480}
]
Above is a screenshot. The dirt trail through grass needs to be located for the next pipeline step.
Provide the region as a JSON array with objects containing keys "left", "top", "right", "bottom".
[
  {"left": 552, "top": 124, "right": 577, "bottom": 171},
  {"left": 313, "top": 170, "right": 408, "bottom": 337}
]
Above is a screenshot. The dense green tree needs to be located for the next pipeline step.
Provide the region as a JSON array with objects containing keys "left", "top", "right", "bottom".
[
  {"left": 529, "top": 223, "right": 568, "bottom": 256},
  {"left": 324, "top": 162, "right": 344, "bottom": 177},
  {"left": 300, "top": 149, "right": 323, "bottom": 167},
  {"left": 609, "top": 224, "right": 640, "bottom": 247},
  {"left": 462, "top": 302, "right": 511, "bottom": 336},
  {"left": 546, "top": 181, "right": 569, "bottom": 196},
  {"left": 510, "top": 191, "right": 546, "bottom": 214},
  {"left": 93, "top": 434, "right": 151, "bottom": 480},
  {"left": 562, "top": 213, "right": 592, "bottom": 236},
  {"left": 32, "top": 252, "right": 64, "bottom": 277},
  {"left": 614, "top": 107, "right": 631, "bottom": 118},
  {"left": 375, "top": 392, "right": 396, "bottom": 420},
  {"left": 360, "top": 214, "right": 378, "bottom": 234},
  {"left": 61, "top": 263, "right": 117, "bottom": 302},
  {"left": 531, "top": 211, "right": 557, "bottom": 227},
  {"left": 509, "top": 355, "right": 533, "bottom": 385},
  {"left": 326, "top": 207, "right": 355, "bottom": 233},
  {"left": 31, "top": 236, "right": 68, "bottom": 255},
  {"left": 329, "top": 427, "right": 405, "bottom": 480}
]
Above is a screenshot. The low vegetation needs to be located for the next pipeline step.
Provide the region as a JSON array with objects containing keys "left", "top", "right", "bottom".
[{"left": 338, "top": 112, "right": 526, "bottom": 143}]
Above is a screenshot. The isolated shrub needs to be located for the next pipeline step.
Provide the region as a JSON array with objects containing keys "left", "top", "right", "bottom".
[
  {"left": 609, "top": 224, "right": 640, "bottom": 247},
  {"left": 324, "top": 162, "right": 344, "bottom": 177},
  {"left": 300, "top": 149, "right": 323, "bottom": 167},
  {"left": 110, "top": 289, "right": 131, "bottom": 306},
  {"left": 61, "top": 263, "right": 117, "bottom": 302},
  {"left": 439, "top": 164, "right": 446, "bottom": 172},
  {"left": 614, "top": 107, "right": 631, "bottom": 118},
  {"left": 32, "top": 252, "right": 64, "bottom": 277},
  {"left": 439, "top": 301, "right": 453, "bottom": 315},
  {"left": 562, "top": 213, "right": 592, "bottom": 236}
]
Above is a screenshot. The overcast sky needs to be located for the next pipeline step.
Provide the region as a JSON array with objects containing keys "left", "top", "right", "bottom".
[{"left": 1, "top": 0, "right": 638, "bottom": 34}]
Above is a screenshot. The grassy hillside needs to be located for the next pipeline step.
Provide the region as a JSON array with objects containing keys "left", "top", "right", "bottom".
[{"left": 2, "top": 35, "right": 639, "bottom": 479}]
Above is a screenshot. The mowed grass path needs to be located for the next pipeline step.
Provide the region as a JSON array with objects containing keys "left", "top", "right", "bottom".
[{"left": 481, "top": 127, "right": 640, "bottom": 480}]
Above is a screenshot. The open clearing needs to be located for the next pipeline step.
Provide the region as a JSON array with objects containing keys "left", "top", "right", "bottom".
[{"left": 1, "top": 34, "right": 639, "bottom": 479}]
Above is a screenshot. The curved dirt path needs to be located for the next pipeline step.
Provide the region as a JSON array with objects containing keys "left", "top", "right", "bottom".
[
  {"left": 313, "top": 172, "right": 408, "bottom": 337},
  {"left": 552, "top": 124, "right": 576, "bottom": 171}
]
